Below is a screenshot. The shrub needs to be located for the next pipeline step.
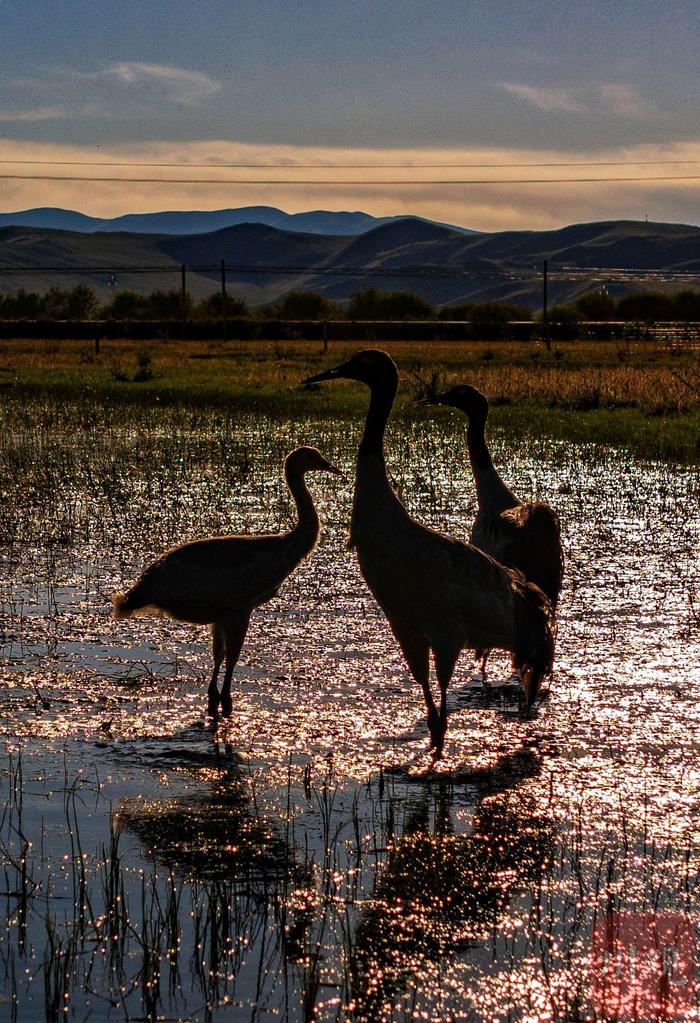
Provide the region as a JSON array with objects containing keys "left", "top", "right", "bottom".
[
  {"left": 574, "top": 290, "right": 617, "bottom": 320},
  {"left": 671, "top": 289, "right": 700, "bottom": 321},
  {"left": 102, "top": 290, "right": 148, "bottom": 320},
  {"left": 0, "top": 288, "right": 45, "bottom": 319},
  {"left": 144, "top": 289, "right": 194, "bottom": 320},
  {"left": 347, "top": 287, "right": 435, "bottom": 320},
  {"left": 440, "top": 300, "right": 531, "bottom": 323},
  {"left": 197, "top": 292, "right": 250, "bottom": 319},
  {"left": 263, "top": 289, "right": 336, "bottom": 320},
  {"left": 616, "top": 291, "right": 674, "bottom": 322}
]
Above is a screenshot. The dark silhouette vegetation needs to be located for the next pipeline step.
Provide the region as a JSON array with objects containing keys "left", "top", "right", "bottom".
[
  {"left": 2, "top": 284, "right": 699, "bottom": 331},
  {"left": 347, "top": 287, "right": 436, "bottom": 320},
  {"left": 551, "top": 287, "right": 700, "bottom": 324},
  {"left": 0, "top": 286, "right": 251, "bottom": 321}
]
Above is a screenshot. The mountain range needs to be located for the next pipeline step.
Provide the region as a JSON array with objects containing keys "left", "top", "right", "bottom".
[
  {"left": 0, "top": 205, "right": 476, "bottom": 237},
  {"left": 1, "top": 215, "right": 698, "bottom": 309}
]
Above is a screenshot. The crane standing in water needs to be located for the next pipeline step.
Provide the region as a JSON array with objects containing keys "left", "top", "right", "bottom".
[
  {"left": 418, "top": 384, "right": 563, "bottom": 682},
  {"left": 304, "top": 351, "right": 554, "bottom": 755},
  {"left": 113, "top": 447, "right": 343, "bottom": 722}
]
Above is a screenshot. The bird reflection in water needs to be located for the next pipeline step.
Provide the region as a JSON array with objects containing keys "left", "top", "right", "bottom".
[
  {"left": 117, "top": 740, "right": 310, "bottom": 1015},
  {"left": 117, "top": 739, "right": 552, "bottom": 1022},
  {"left": 118, "top": 742, "right": 292, "bottom": 882},
  {"left": 349, "top": 748, "right": 553, "bottom": 1021}
]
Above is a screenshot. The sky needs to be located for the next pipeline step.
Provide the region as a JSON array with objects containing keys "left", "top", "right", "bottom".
[{"left": 1, "top": 0, "right": 699, "bottom": 230}]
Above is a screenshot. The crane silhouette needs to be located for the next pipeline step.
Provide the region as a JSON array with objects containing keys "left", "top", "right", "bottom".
[
  {"left": 304, "top": 351, "right": 553, "bottom": 754},
  {"left": 113, "top": 447, "right": 343, "bottom": 721},
  {"left": 418, "top": 384, "right": 563, "bottom": 683}
]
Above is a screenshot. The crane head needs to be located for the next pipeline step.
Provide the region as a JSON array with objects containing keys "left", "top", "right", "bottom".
[
  {"left": 285, "top": 446, "right": 345, "bottom": 478},
  {"left": 302, "top": 349, "right": 398, "bottom": 389},
  {"left": 417, "top": 384, "right": 489, "bottom": 420},
  {"left": 513, "top": 578, "right": 555, "bottom": 714},
  {"left": 516, "top": 632, "right": 555, "bottom": 715}
]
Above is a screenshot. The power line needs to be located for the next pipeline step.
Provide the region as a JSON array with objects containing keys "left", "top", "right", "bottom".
[
  {"left": 2, "top": 173, "right": 700, "bottom": 186},
  {"left": 2, "top": 158, "right": 700, "bottom": 170},
  {"left": 1, "top": 262, "right": 699, "bottom": 281},
  {"left": 0, "top": 263, "right": 514, "bottom": 280}
]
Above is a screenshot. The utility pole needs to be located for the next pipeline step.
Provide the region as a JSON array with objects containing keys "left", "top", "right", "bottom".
[
  {"left": 180, "top": 264, "right": 187, "bottom": 338},
  {"left": 220, "top": 259, "right": 227, "bottom": 341},
  {"left": 542, "top": 259, "right": 548, "bottom": 322},
  {"left": 542, "top": 259, "right": 551, "bottom": 351}
]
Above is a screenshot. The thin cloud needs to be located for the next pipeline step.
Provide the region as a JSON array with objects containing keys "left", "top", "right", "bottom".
[
  {"left": 0, "top": 107, "right": 67, "bottom": 123},
  {"left": 106, "top": 62, "right": 221, "bottom": 106},
  {"left": 501, "top": 83, "right": 584, "bottom": 113},
  {"left": 598, "top": 83, "right": 654, "bottom": 118},
  {"left": 502, "top": 80, "right": 655, "bottom": 121}
]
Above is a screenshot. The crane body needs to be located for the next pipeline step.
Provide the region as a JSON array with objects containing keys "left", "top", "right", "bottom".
[
  {"left": 113, "top": 447, "right": 343, "bottom": 721},
  {"left": 304, "top": 351, "right": 553, "bottom": 754}
]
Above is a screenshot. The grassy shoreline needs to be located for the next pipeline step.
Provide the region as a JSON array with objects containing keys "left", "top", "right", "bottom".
[{"left": 1, "top": 337, "right": 698, "bottom": 462}]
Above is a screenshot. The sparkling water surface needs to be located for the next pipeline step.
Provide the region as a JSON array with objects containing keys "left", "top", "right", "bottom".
[{"left": 1, "top": 406, "right": 698, "bottom": 1021}]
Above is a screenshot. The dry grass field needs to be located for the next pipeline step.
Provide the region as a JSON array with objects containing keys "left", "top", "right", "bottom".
[{"left": 1, "top": 336, "right": 698, "bottom": 461}]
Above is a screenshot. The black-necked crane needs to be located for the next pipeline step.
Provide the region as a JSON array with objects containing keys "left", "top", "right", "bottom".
[
  {"left": 113, "top": 447, "right": 343, "bottom": 722},
  {"left": 418, "top": 384, "right": 563, "bottom": 682},
  {"left": 303, "top": 350, "right": 554, "bottom": 755}
]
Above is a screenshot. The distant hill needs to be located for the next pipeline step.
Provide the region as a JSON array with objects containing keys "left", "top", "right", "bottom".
[
  {"left": 0, "top": 218, "right": 698, "bottom": 308},
  {"left": 0, "top": 205, "right": 476, "bottom": 237}
]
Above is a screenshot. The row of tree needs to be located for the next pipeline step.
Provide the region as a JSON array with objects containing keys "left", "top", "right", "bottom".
[
  {"left": 0, "top": 286, "right": 247, "bottom": 322},
  {"left": 551, "top": 288, "right": 700, "bottom": 323},
  {"left": 0, "top": 285, "right": 531, "bottom": 323},
  {"left": 1, "top": 284, "right": 699, "bottom": 323}
]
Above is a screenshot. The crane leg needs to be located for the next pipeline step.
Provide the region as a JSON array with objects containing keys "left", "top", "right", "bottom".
[
  {"left": 433, "top": 646, "right": 460, "bottom": 758},
  {"left": 219, "top": 612, "right": 251, "bottom": 719},
  {"left": 207, "top": 622, "right": 226, "bottom": 720},
  {"left": 473, "top": 647, "right": 490, "bottom": 683},
  {"left": 389, "top": 619, "right": 438, "bottom": 751}
]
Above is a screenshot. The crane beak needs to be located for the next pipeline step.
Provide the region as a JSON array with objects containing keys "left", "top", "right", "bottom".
[
  {"left": 520, "top": 666, "right": 542, "bottom": 715},
  {"left": 321, "top": 458, "right": 347, "bottom": 479},
  {"left": 302, "top": 361, "right": 350, "bottom": 385}
]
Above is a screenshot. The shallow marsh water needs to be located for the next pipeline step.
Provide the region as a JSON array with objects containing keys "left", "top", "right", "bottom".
[{"left": 1, "top": 398, "right": 699, "bottom": 1021}]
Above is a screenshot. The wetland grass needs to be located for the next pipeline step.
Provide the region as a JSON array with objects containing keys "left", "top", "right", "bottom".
[
  {"left": 1, "top": 752, "right": 699, "bottom": 1021},
  {"left": 0, "top": 337, "right": 698, "bottom": 462}
]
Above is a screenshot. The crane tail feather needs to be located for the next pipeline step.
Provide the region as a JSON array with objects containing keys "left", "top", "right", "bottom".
[{"left": 112, "top": 591, "right": 139, "bottom": 619}]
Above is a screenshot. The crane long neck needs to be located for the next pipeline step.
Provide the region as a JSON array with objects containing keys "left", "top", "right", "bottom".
[
  {"left": 466, "top": 411, "right": 518, "bottom": 512},
  {"left": 359, "top": 371, "right": 397, "bottom": 459},
  {"left": 351, "top": 367, "right": 406, "bottom": 543},
  {"left": 285, "top": 466, "right": 320, "bottom": 548},
  {"left": 466, "top": 412, "right": 494, "bottom": 473}
]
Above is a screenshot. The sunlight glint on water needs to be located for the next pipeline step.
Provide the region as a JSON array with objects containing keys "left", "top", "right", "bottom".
[{"left": 1, "top": 403, "right": 698, "bottom": 1020}]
